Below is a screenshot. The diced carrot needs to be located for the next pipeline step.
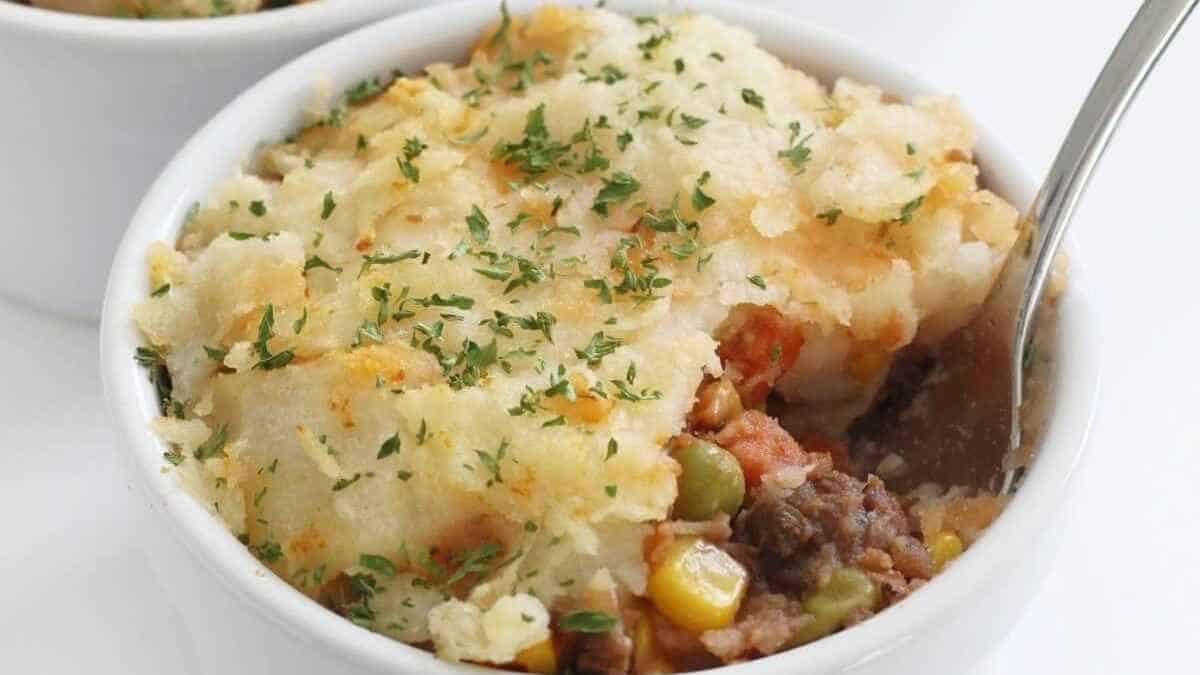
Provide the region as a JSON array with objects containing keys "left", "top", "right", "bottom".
[
  {"left": 713, "top": 410, "right": 825, "bottom": 485},
  {"left": 715, "top": 305, "right": 804, "bottom": 408}
]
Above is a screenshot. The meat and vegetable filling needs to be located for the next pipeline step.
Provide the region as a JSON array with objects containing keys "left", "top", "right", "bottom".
[{"left": 132, "top": 5, "right": 1046, "bottom": 673}]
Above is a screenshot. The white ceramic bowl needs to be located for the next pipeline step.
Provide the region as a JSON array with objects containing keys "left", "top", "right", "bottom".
[
  {"left": 100, "top": 0, "right": 1101, "bottom": 672},
  {"left": 0, "top": 0, "right": 430, "bottom": 322}
]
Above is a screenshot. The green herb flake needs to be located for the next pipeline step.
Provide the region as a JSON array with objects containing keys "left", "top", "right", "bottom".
[
  {"left": 616, "top": 130, "right": 633, "bottom": 152},
  {"left": 251, "top": 540, "right": 283, "bottom": 563},
  {"left": 249, "top": 200, "right": 267, "bottom": 217},
  {"left": 574, "top": 331, "right": 622, "bottom": 365},
  {"left": 320, "top": 192, "right": 337, "bottom": 220},
  {"left": 292, "top": 307, "right": 308, "bottom": 335},
  {"left": 692, "top": 175, "right": 715, "bottom": 212},
  {"left": 203, "top": 345, "right": 228, "bottom": 362},
  {"left": 741, "top": 88, "right": 766, "bottom": 110},
  {"left": 194, "top": 424, "right": 229, "bottom": 461},
  {"left": 561, "top": 610, "right": 617, "bottom": 633},
  {"left": 816, "top": 208, "right": 842, "bottom": 226},
  {"left": 466, "top": 205, "right": 490, "bottom": 244},
  {"left": 332, "top": 473, "right": 363, "bottom": 492},
  {"left": 898, "top": 195, "right": 925, "bottom": 224},
  {"left": 359, "top": 249, "right": 421, "bottom": 278},
  {"left": 150, "top": 283, "right": 170, "bottom": 297},
  {"left": 592, "top": 172, "right": 641, "bottom": 216},
  {"left": 747, "top": 274, "right": 767, "bottom": 290},
  {"left": 377, "top": 433, "right": 401, "bottom": 460},
  {"left": 359, "top": 553, "right": 397, "bottom": 578},
  {"left": 304, "top": 255, "right": 342, "bottom": 275}
]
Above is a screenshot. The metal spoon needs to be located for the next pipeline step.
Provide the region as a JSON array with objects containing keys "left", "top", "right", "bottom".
[{"left": 853, "top": 0, "right": 1196, "bottom": 493}]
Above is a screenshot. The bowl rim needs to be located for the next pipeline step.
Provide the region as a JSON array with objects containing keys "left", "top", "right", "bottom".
[
  {"left": 0, "top": 0, "right": 422, "bottom": 42},
  {"left": 99, "top": 0, "right": 1102, "bottom": 672}
]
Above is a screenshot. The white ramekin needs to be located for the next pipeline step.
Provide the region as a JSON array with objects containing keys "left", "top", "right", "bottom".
[
  {"left": 0, "top": 0, "right": 430, "bottom": 322},
  {"left": 100, "top": 1, "right": 1102, "bottom": 672}
]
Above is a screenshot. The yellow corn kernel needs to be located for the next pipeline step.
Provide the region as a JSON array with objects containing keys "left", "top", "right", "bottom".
[
  {"left": 647, "top": 537, "right": 748, "bottom": 633},
  {"left": 927, "top": 531, "right": 964, "bottom": 572},
  {"left": 514, "top": 638, "right": 557, "bottom": 674}
]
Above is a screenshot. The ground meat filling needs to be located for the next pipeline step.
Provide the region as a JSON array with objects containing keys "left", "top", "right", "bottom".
[{"left": 737, "top": 468, "right": 932, "bottom": 595}]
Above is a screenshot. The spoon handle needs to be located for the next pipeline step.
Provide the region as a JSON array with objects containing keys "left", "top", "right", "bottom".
[{"left": 1005, "top": 0, "right": 1196, "bottom": 450}]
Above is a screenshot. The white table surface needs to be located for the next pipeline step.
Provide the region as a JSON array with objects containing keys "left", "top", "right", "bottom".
[{"left": 3, "top": 0, "right": 1197, "bottom": 672}]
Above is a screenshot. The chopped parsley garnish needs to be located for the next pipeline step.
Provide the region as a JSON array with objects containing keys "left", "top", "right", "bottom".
[
  {"left": 816, "top": 208, "right": 842, "bottom": 226},
  {"left": 609, "top": 379, "right": 662, "bottom": 402},
  {"left": 616, "top": 130, "right": 633, "bottom": 152},
  {"left": 163, "top": 449, "right": 184, "bottom": 466},
  {"left": 606, "top": 438, "right": 618, "bottom": 461},
  {"left": 359, "top": 249, "right": 420, "bottom": 277},
  {"left": 423, "top": 293, "right": 476, "bottom": 310},
  {"left": 592, "top": 172, "right": 641, "bottom": 216},
  {"left": 252, "top": 304, "right": 294, "bottom": 370},
  {"left": 574, "top": 331, "right": 622, "bottom": 365},
  {"left": 397, "top": 136, "right": 427, "bottom": 183},
  {"left": 203, "top": 345, "right": 228, "bottom": 362},
  {"left": 598, "top": 63, "right": 627, "bottom": 84},
  {"left": 292, "top": 307, "right": 308, "bottom": 335},
  {"left": 741, "top": 88, "right": 765, "bottom": 110},
  {"left": 151, "top": 283, "right": 170, "bottom": 297},
  {"left": 321, "top": 192, "right": 336, "bottom": 220},
  {"left": 708, "top": 51, "right": 725, "bottom": 62},
  {"left": 489, "top": 0, "right": 511, "bottom": 47},
  {"left": 345, "top": 76, "right": 387, "bottom": 105},
  {"left": 134, "top": 345, "right": 172, "bottom": 413},
  {"left": 250, "top": 540, "right": 283, "bottom": 564},
  {"left": 561, "top": 610, "right": 617, "bottom": 633},
  {"left": 692, "top": 173, "right": 715, "bottom": 212},
  {"left": 332, "top": 473, "right": 363, "bottom": 491},
  {"left": 542, "top": 415, "right": 566, "bottom": 427},
  {"left": 678, "top": 113, "right": 707, "bottom": 130},
  {"left": 747, "top": 274, "right": 767, "bottom": 290},
  {"left": 898, "top": 195, "right": 925, "bottom": 224},
  {"left": 416, "top": 419, "right": 428, "bottom": 445},
  {"left": 637, "top": 29, "right": 673, "bottom": 59},
  {"left": 358, "top": 553, "right": 396, "bottom": 578},
  {"left": 443, "top": 541, "right": 503, "bottom": 587},
  {"left": 493, "top": 104, "right": 570, "bottom": 176},
  {"left": 906, "top": 142, "right": 917, "bottom": 156},
  {"left": 249, "top": 200, "right": 266, "bottom": 217},
  {"left": 674, "top": 58, "right": 685, "bottom": 74},
  {"left": 377, "top": 433, "right": 401, "bottom": 460},
  {"left": 636, "top": 105, "right": 664, "bottom": 123},
  {"left": 466, "top": 205, "right": 490, "bottom": 244},
  {"left": 303, "top": 255, "right": 341, "bottom": 275},
  {"left": 474, "top": 439, "right": 509, "bottom": 486},
  {"left": 584, "top": 278, "right": 613, "bottom": 303},
  {"left": 605, "top": 484, "right": 618, "bottom": 497},
  {"left": 779, "top": 123, "right": 814, "bottom": 172},
  {"left": 194, "top": 424, "right": 229, "bottom": 461}
]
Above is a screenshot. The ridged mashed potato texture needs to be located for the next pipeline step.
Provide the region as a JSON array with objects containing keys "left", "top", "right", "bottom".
[{"left": 134, "top": 5, "right": 1018, "bottom": 664}]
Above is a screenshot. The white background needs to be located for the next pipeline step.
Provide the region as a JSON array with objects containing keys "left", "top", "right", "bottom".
[{"left": 2, "top": 0, "right": 1197, "bottom": 672}]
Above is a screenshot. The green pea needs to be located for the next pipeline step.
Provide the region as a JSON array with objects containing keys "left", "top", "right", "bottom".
[
  {"left": 793, "top": 567, "right": 881, "bottom": 645},
  {"left": 671, "top": 440, "right": 745, "bottom": 521}
]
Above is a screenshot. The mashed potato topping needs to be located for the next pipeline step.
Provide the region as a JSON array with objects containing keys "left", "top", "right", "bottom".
[{"left": 134, "top": 5, "right": 1019, "bottom": 665}]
